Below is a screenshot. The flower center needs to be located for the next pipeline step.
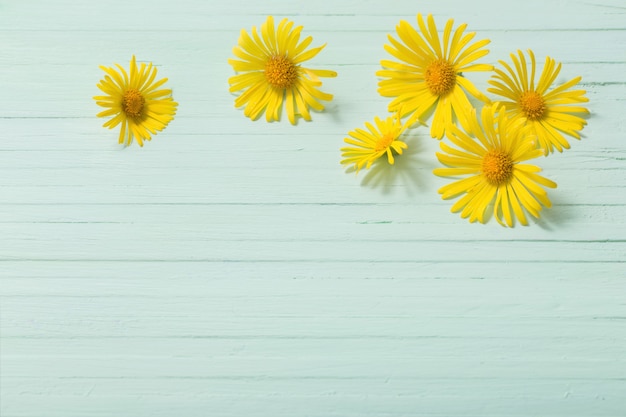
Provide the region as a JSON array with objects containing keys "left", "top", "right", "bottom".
[
  {"left": 374, "top": 133, "right": 395, "bottom": 152},
  {"left": 482, "top": 150, "right": 514, "bottom": 185},
  {"left": 425, "top": 59, "right": 456, "bottom": 96},
  {"left": 265, "top": 55, "right": 298, "bottom": 89},
  {"left": 519, "top": 91, "right": 546, "bottom": 120},
  {"left": 123, "top": 88, "right": 145, "bottom": 118}
]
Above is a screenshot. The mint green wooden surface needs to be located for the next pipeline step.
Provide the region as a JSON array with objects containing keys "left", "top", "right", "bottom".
[{"left": 1, "top": 0, "right": 625, "bottom": 415}]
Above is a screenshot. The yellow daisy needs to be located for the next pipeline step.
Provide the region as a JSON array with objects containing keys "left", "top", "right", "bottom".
[
  {"left": 376, "top": 13, "right": 493, "bottom": 139},
  {"left": 228, "top": 16, "right": 337, "bottom": 124},
  {"left": 94, "top": 55, "right": 178, "bottom": 147},
  {"left": 340, "top": 113, "right": 409, "bottom": 173},
  {"left": 434, "top": 103, "right": 557, "bottom": 227},
  {"left": 488, "top": 49, "right": 589, "bottom": 155}
]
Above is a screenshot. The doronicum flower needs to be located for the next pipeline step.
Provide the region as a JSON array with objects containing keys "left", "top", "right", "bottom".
[
  {"left": 377, "top": 13, "right": 493, "bottom": 139},
  {"left": 228, "top": 16, "right": 337, "bottom": 124},
  {"left": 94, "top": 55, "right": 178, "bottom": 147},
  {"left": 340, "top": 113, "right": 410, "bottom": 173},
  {"left": 434, "top": 103, "right": 557, "bottom": 227},
  {"left": 488, "top": 49, "right": 589, "bottom": 155}
]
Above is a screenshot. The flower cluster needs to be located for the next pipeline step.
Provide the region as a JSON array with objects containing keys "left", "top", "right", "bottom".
[
  {"left": 340, "top": 13, "right": 589, "bottom": 227},
  {"left": 94, "top": 15, "right": 589, "bottom": 227}
]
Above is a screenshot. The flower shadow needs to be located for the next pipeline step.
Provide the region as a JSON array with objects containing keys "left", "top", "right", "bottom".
[
  {"left": 321, "top": 101, "right": 342, "bottom": 122},
  {"left": 532, "top": 194, "right": 576, "bottom": 230},
  {"left": 355, "top": 136, "right": 430, "bottom": 196},
  {"left": 282, "top": 100, "right": 341, "bottom": 126}
]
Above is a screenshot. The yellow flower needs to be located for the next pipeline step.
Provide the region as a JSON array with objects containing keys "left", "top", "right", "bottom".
[
  {"left": 434, "top": 103, "right": 557, "bottom": 227},
  {"left": 376, "top": 13, "right": 493, "bottom": 139},
  {"left": 340, "top": 113, "right": 409, "bottom": 172},
  {"left": 94, "top": 55, "right": 177, "bottom": 147},
  {"left": 228, "top": 16, "right": 337, "bottom": 124},
  {"left": 488, "top": 49, "right": 589, "bottom": 155}
]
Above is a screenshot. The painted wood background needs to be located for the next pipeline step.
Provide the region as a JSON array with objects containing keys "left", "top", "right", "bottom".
[{"left": 1, "top": 0, "right": 625, "bottom": 415}]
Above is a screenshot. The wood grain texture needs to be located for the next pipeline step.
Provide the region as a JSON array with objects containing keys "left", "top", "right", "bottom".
[{"left": 1, "top": 0, "right": 625, "bottom": 416}]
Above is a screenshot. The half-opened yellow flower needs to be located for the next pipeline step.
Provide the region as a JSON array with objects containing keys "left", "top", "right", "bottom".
[
  {"left": 434, "top": 103, "right": 557, "bottom": 227},
  {"left": 488, "top": 49, "right": 589, "bottom": 155},
  {"left": 377, "top": 13, "right": 492, "bottom": 139},
  {"left": 94, "top": 55, "right": 177, "bottom": 147},
  {"left": 340, "top": 114, "right": 409, "bottom": 173},
  {"left": 228, "top": 16, "right": 337, "bottom": 124}
]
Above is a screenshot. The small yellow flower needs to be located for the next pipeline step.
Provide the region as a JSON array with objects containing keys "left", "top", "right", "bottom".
[
  {"left": 377, "top": 13, "right": 493, "bottom": 139},
  {"left": 340, "top": 114, "right": 409, "bottom": 173},
  {"left": 488, "top": 49, "right": 589, "bottom": 155},
  {"left": 434, "top": 103, "right": 557, "bottom": 227},
  {"left": 228, "top": 16, "right": 337, "bottom": 124},
  {"left": 94, "top": 56, "right": 177, "bottom": 147}
]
